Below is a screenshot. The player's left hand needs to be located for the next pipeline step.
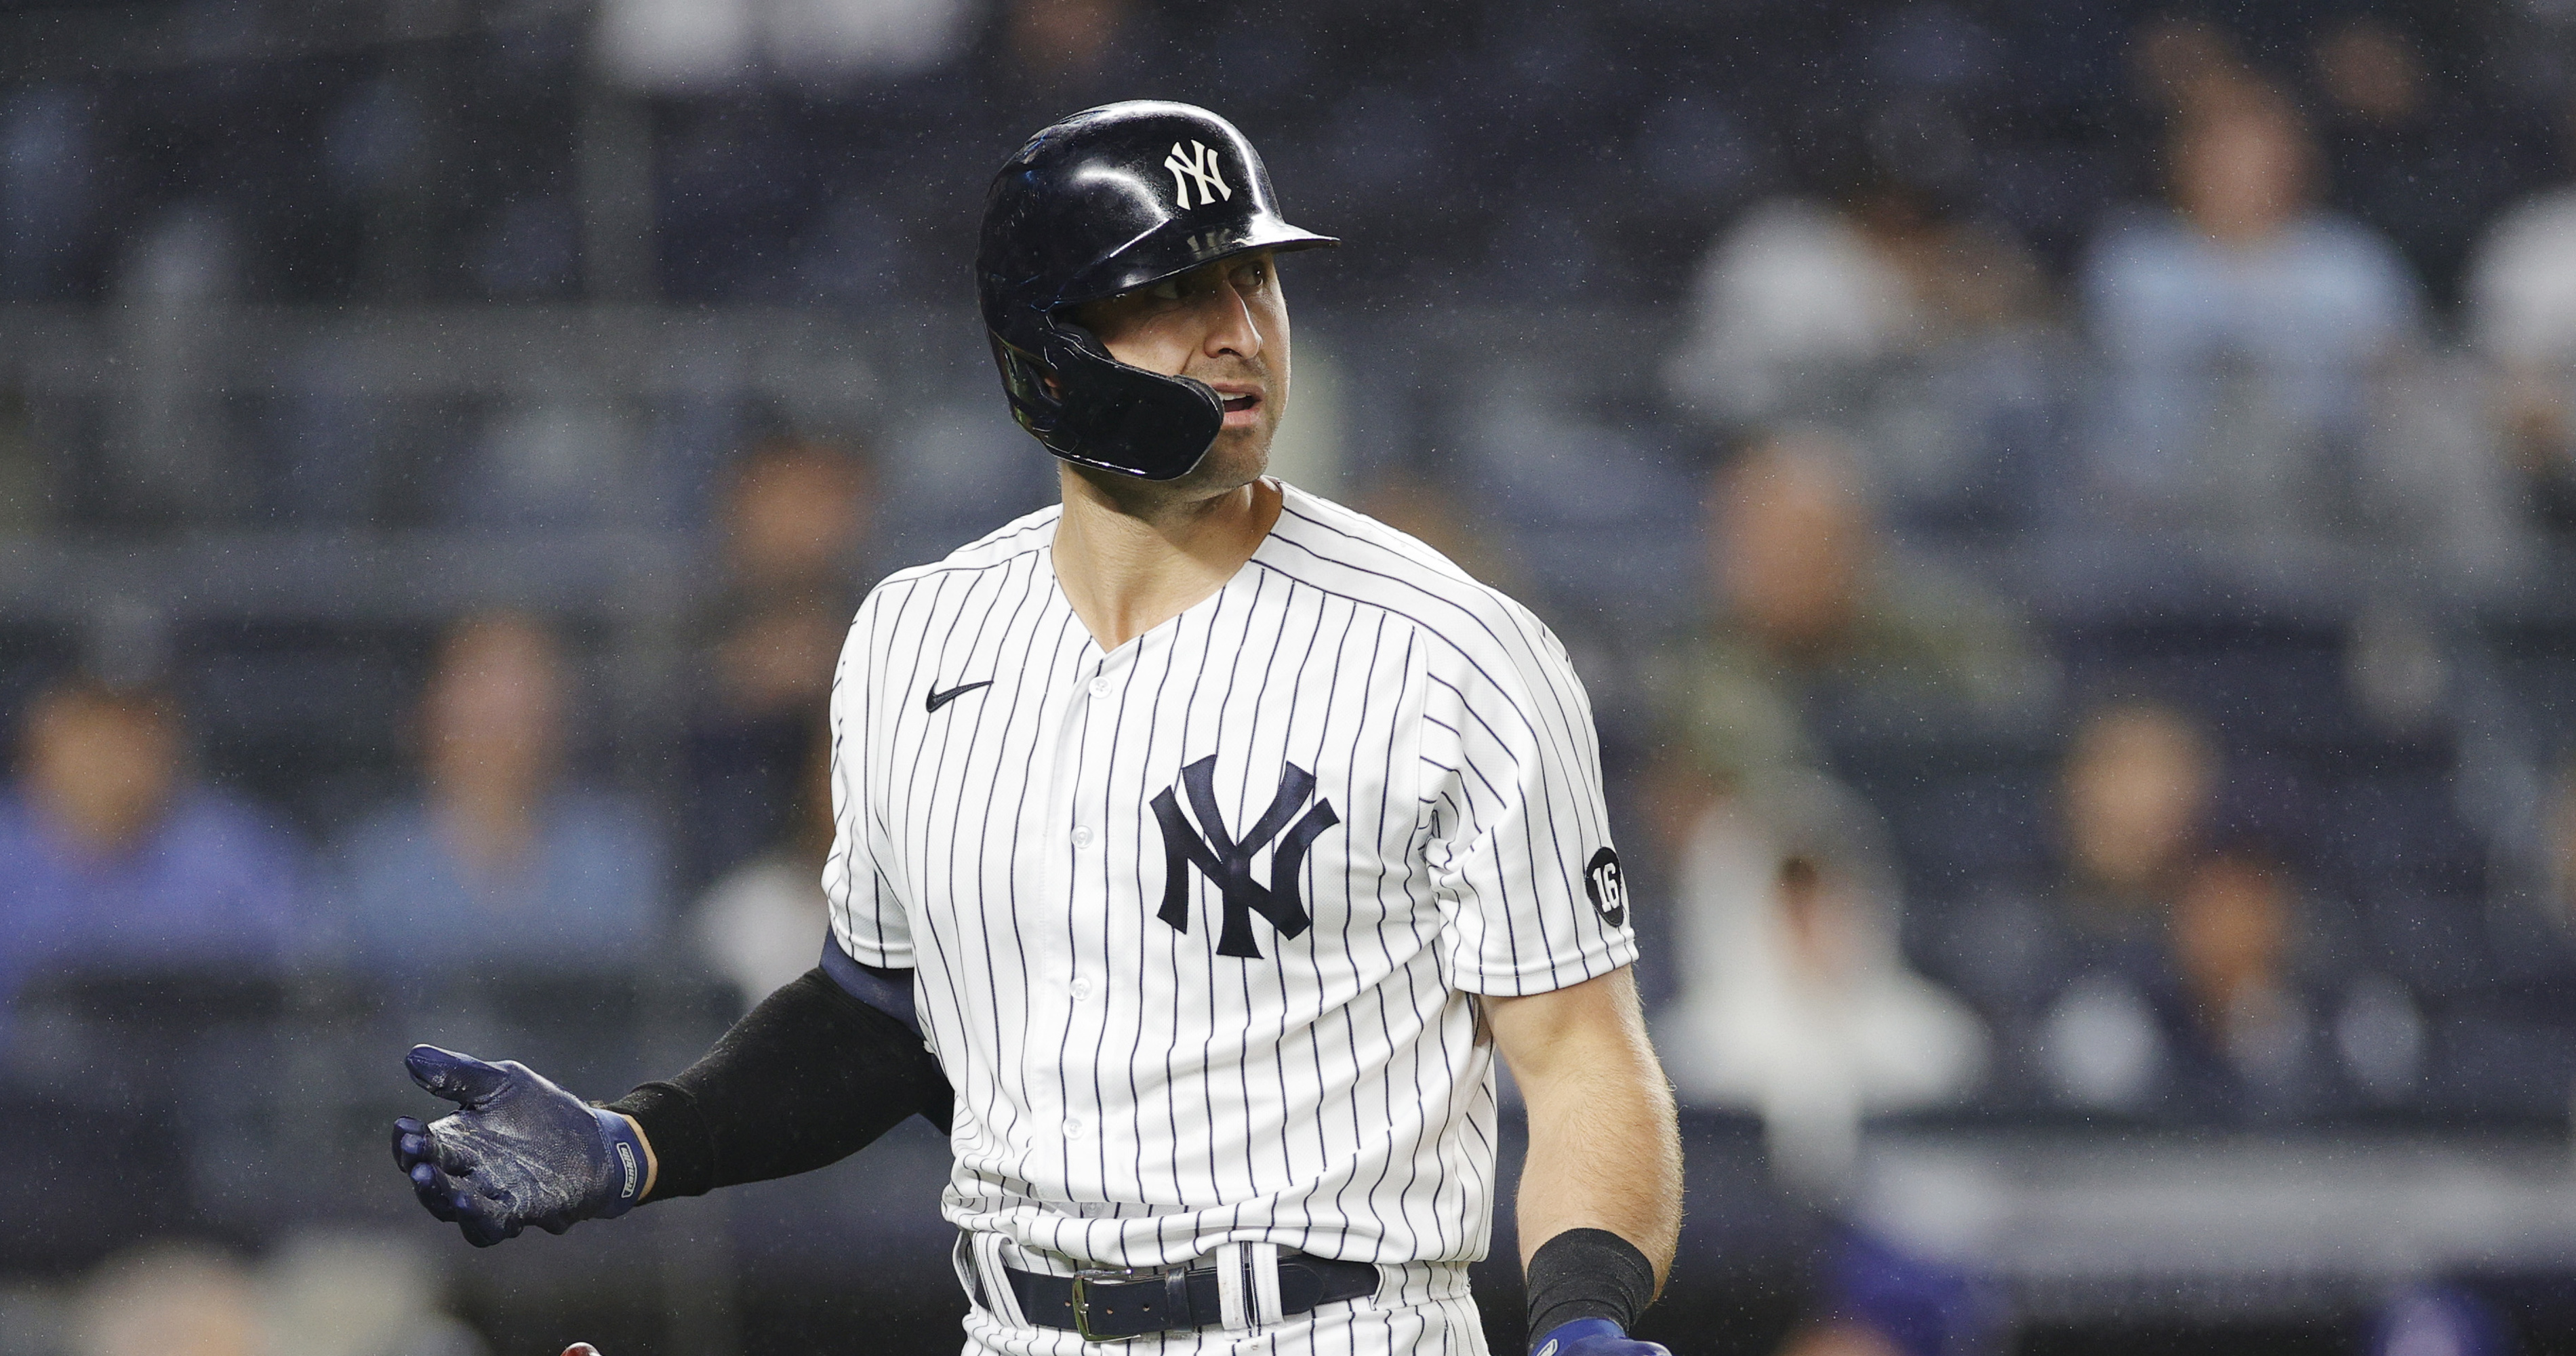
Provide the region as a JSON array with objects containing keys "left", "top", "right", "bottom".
[
  {"left": 1533, "top": 1319, "right": 1671, "bottom": 1356},
  {"left": 390, "top": 1045, "right": 649, "bottom": 1247}
]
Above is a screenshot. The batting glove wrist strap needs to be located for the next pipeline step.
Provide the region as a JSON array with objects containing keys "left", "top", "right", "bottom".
[
  {"left": 1525, "top": 1229, "right": 1656, "bottom": 1345},
  {"left": 588, "top": 1106, "right": 649, "bottom": 1218}
]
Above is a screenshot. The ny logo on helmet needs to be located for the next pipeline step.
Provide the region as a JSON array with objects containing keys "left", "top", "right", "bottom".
[
  {"left": 1151, "top": 755, "right": 1337, "bottom": 959},
  {"left": 1164, "top": 140, "right": 1233, "bottom": 210}
]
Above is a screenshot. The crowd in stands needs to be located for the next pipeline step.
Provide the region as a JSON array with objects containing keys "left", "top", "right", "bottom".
[
  {"left": 0, "top": 433, "right": 874, "bottom": 1014},
  {"left": 7, "top": 1, "right": 2576, "bottom": 1353}
]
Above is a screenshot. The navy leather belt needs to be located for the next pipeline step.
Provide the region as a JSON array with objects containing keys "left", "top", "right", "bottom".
[{"left": 1001, "top": 1251, "right": 1380, "bottom": 1340}]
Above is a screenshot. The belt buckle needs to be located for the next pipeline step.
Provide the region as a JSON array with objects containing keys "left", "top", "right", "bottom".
[{"left": 1068, "top": 1265, "right": 1149, "bottom": 1343}]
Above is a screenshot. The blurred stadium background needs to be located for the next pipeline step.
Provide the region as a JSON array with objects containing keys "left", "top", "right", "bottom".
[{"left": 5, "top": 0, "right": 2576, "bottom": 1353}]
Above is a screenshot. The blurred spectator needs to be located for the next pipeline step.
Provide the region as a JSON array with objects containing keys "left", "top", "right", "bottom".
[
  {"left": 1951, "top": 697, "right": 2418, "bottom": 1119},
  {"left": 1003, "top": 0, "right": 1132, "bottom": 89},
  {"left": 1655, "top": 772, "right": 1986, "bottom": 1190},
  {"left": 335, "top": 613, "right": 664, "bottom": 974},
  {"left": 1650, "top": 430, "right": 2040, "bottom": 817},
  {"left": 2126, "top": 14, "right": 2243, "bottom": 120},
  {"left": 1661, "top": 134, "right": 2053, "bottom": 532},
  {"left": 1933, "top": 697, "right": 2213, "bottom": 1024},
  {"left": 2165, "top": 853, "right": 2309, "bottom": 1094},
  {"left": 1350, "top": 473, "right": 1521, "bottom": 591},
  {"left": 0, "top": 676, "right": 304, "bottom": 1017},
  {"left": 264, "top": 1228, "right": 488, "bottom": 1356},
  {"left": 691, "top": 717, "right": 833, "bottom": 1010},
  {"left": 2079, "top": 78, "right": 2424, "bottom": 546},
  {"left": 2309, "top": 16, "right": 2523, "bottom": 307},
  {"left": 952, "top": 0, "right": 1151, "bottom": 146},
  {"left": 597, "top": 0, "right": 974, "bottom": 89},
  {"left": 71, "top": 1241, "right": 264, "bottom": 1356},
  {"left": 768, "top": 0, "right": 975, "bottom": 79},
  {"left": 720, "top": 434, "right": 876, "bottom": 603},
  {"left": 66, "top": 1231, "right": 485, "bottom": 1356},
  {"left": 2466, "top": 121, "right": 2576, "bottom": 545},
  {"left": 685, "top": 435, "right": 875, "bottom": 883},
  {"left": 2036, "top": 848, "right": 2346, "bottom": 1121},
  {"left": 1776, "top": 1224, "right": 2003, "bottom": 1356},
  {"left": 1664, "top": 152, "right": 2044, "bottom": 425},
  {"left": 2055, "top": 698, "right": 2215, "bottom": 947}
]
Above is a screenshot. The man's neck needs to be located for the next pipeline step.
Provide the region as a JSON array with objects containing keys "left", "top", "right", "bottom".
[
  {"left": 1052, "top": 469, "right": 1283, "bottom": 652},
  {"left": 430, "top": 779, "right": 543, "bottom": 877}
]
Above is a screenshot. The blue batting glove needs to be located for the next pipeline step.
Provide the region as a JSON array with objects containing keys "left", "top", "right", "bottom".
[
  {"left": 1533, "top": 1319, "right": 1670, "bottom": 1356},
  {"left": 390, "top": 1044, "right": 650, "bottom": 1247}
]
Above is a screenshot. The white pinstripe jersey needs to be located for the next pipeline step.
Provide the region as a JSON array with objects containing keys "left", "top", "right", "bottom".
[{"left": 822, "top": 481, "right": 1637, "bottom": 1272}]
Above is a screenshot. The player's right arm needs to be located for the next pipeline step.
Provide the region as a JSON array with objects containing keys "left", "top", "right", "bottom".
[
  {"left": 1487, "top": 968, "right": 1680, "bottom": 1355},
  {"left": 391, "top": 589, "right": 949, "bottom": 1246},
  {"left": 1411, "top": 589, "right": 1677, "bottom": 1354}
]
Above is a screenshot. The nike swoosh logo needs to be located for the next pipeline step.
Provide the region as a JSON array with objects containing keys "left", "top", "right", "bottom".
[{"left": 924, "top": 680, "right": 994, "bottom": 713}]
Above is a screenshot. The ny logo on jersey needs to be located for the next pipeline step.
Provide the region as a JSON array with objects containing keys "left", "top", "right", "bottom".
[
  {"left": 1151, "top": 755, "right": 1339, "bottom": 959},
  {"left": 1163, "top": 140, "right": 1232, "bottom": 210}
]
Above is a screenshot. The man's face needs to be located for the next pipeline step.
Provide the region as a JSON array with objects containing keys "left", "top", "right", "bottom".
[
  {"left": 422, "top": 617, "right": 565, "bottom": 798},
  {"left": 1712, "top": 436, "right": 1870, "bottom": 656},
  {"left": 724, "top": 447, "right": 870, "bottom": 593},
  {"left": 2173, "top": 100, "right": 2310, "bottom": 243},
  {"left": 1068, "top": 251, "right": 1288, "bottom": 496},
  {"left": 24, "top": 687, "right": 180, "bottom": 856},
  {"left": 2064, "top": 702, "right": 2213, "bottom": 892}
]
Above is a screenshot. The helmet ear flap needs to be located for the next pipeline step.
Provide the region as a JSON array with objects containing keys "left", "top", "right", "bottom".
[
  {"left": 1034, "top": 321, "right": 1224, "bottom": 481},
  {"left": 990, "top": 333, "right": 1066, "bottom": 438}
]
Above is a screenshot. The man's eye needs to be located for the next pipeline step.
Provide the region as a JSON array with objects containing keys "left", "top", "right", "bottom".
[
  {"left": 1236, "top": 264, "right": 1268, "bottom": 289},
  {"left": 1148, "top": 279, "right": 1183, "bottom": 301}
]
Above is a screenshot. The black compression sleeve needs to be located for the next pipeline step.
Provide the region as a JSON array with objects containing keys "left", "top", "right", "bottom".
[
  {"left": 1525, "top": 1228, "right": 1657, "bottom": 1338},
  {"left": 605, "top": 967, "right": 953, "bottom": 1201}
]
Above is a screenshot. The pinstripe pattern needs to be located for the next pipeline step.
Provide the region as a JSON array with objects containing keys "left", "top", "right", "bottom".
[{"left": 823, "top": 482, "right": 1636, "bottom": 1282}]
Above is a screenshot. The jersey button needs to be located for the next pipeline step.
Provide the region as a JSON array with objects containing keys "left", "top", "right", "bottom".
[
  {"left": 1062, "top": 1119, "right": 1085, "bottom": 1138},
  {"left": 1071, "top": 825, "right": 1095, "bottom": 849},
  {"left": 1069, "top": 977, "right": 1094, "bottom": 1001},
  {"left": 1088, "top": 677, "right": 1111, "bottom": 698}
]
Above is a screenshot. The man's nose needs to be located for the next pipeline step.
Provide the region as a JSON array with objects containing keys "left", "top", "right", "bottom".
[{"left": 1199, "top": 279, "right": 1263, "bottom": 361}]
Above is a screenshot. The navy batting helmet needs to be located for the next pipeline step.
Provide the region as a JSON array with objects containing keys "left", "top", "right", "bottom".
[{"left": 975, "top": 102, "right": 1337, "bottom": 482}]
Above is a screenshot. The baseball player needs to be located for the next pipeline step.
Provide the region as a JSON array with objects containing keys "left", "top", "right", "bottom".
[{"left": 393, "top": 102, "right": 1681, "bottom": 1355}]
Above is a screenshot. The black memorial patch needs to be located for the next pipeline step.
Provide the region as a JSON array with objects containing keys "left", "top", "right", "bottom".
[{"left": 1584, "top": 847, "right": 1628, "bottom": 927}]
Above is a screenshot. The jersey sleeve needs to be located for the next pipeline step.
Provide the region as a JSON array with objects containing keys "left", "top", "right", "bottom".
[
  {"left": 822, "top": 589, "right": 913, "bottom": 969},
  {"left": 1416, "top": 600, "right": 1638, "bottom": 995}
]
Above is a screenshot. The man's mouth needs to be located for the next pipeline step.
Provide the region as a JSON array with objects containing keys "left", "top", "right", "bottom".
[{"left": 1215, "top": 388, "right": 1262, "bottom": 426}]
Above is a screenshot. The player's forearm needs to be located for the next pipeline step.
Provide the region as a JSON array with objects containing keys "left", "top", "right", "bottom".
[
  {"left": 1492, "top": 970, "right": 1683, "bottom": 1288},
  {"left": 605, "top": 966, "right": 952, "bottom": 1201},
  {"left": 1515, "top": 1043, "right": 1681, "bottom": 1286}
]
